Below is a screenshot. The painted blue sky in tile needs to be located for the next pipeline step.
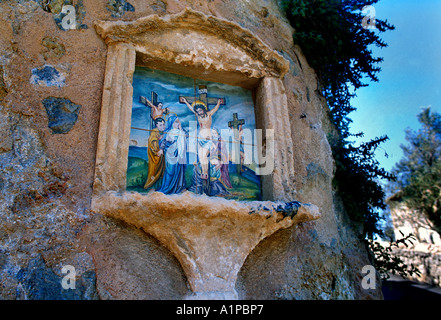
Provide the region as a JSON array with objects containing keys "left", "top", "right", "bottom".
[{"left": 130, "top": 67, "right": 256, "bottom": 147}]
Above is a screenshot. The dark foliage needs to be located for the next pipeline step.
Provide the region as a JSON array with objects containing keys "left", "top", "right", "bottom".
[
  {"left": 282, "top": 0, "right": 394, "bottom": 236},
  {"left": 282, "top": 0, "right": 420, "bottom": 279},
  {"left": 283, "top": 0, "right": 394, "bottom": 136},
  {"left": 368, "top": 233, "right": 421, "bottom": 280}
]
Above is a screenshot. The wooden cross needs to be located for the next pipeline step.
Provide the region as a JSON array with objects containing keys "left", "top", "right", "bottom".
[
  {"left": 228, "top": 113, "right": 245, "bottom": 175},
  {"left": 179, "top": 85, "right": 225, "bottom": 111},
  {"left": 139, "top": 91, "right": 159, "bottom": 130},
  {"left": 228, "top": 113, "right": 245, "bottom": 130}
]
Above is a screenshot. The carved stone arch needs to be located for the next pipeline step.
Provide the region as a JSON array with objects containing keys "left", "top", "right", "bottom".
[{"left": 94, "top": 8, "right": 289, "bottom": 88}]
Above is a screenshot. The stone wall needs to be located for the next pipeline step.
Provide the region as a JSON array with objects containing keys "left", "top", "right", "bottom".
[
  {"left": 386, "top": 204, "right": 441, "bottom": 287},
  {"left": 391, "top": 248, "right": 441, "bottom": 287},
  {"left": 0, "top": 0, "right": 382, "bottom": 300}
]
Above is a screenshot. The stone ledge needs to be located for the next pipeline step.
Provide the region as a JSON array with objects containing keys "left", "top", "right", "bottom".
[
  {"left": 91, "top": 190, "right": 320, "bottom": 222},
  {"left": 91, "top": 191, "right": 320, "bottom": 299}
]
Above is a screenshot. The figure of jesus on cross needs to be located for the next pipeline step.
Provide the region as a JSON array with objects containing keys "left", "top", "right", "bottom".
[
  {"left": 179, "top": 85, "right": 226, "bottom": 184},
  {"left": 180, "top": 97, "right": 223, "bottom": 181}
]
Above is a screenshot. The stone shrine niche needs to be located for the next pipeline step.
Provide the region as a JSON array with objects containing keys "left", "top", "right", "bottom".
[
  {"left": 92, "top": 9, "right": 321, "bottom": 300},
  {"left": 129, "top": 67, "right": 262, "bottom": 200}
]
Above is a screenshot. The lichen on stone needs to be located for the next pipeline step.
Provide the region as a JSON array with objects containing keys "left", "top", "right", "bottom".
[
  {"left": 42, "top": 97, "right": 81, "bottom": 134},
  {"left": 30, "top": 65, "right": 65, "bottom": 88},
  {"left": 0, "top": 66, "right": 7, "bottom": 102},
  {"left": 41, "top": 37, "right": 66, "bottom": 60},
  {"left": 106, "top": 0, "right": 135, "bottom": 18},
  {"left": 276, "top": 201, "right": 301, "bottom": 218}
]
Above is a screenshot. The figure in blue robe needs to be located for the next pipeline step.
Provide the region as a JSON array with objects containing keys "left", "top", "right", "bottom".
[
  {"left": 157, "top": 114, "right": 187, "bottom": 194},
  {"left": 189, "top": 127, "right": 231, "bottom": 196}
]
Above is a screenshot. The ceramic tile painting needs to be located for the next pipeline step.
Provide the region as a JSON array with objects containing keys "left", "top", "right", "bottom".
[{"left": 127, "top": 67, "right": 262, "bottom": 200}]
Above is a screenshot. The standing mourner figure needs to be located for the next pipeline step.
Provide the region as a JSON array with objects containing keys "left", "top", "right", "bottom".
[
  {"left": 144, "top": 118, "right": 166, "bottom": 190},
  {"left": 157, "top": 115, "right": 188, "bottom": 194}
]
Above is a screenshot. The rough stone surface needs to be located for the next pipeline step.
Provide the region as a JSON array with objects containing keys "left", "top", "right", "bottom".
[
  {"left": 42, "top": 0, "right": 88, "bottom": 31},
  {"left": 15, "top": 254, "right": 97, "bottom": 300},
  {"left": 384, "top": 203, "right": 441, "bottom": 287},
  {"left": 42, "top": 97, "right": 81, "bottom": 134},
  {"left": 31, "top": 65, "right": 66, "bottom": 88},
  {"left": 0, "top": 0, "right": 383, "bottom": 300},
  {"left": 79, "top": 215, "right": 190, "bottom": 299},
  {"left": 0, "top": 109, "right": 96, "bottom": 299},
  {"left": 41, "top": 37, "right": 66, "bottom": 61},
  {"left": 106, "top": 0, "right": 135, "bottom": 18},
  {"left": 0, "top": 66, "right": 8, "bottom": 102}
]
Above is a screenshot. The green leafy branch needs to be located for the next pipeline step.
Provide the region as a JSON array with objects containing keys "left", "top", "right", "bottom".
[{"left": 367, "top": 232, "right": 422, "bottom": 280}]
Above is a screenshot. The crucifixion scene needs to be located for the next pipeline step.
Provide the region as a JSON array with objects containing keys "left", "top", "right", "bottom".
[{"left": 127, "top": 67, "right": 262, "bottom": 200}]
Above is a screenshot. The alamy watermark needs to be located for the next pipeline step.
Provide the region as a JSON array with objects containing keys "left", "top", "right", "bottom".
[
  {"left": 60, "top": 5, "right": 77, "bottom": 30},
  {"left": 61, "top": 265, "right": 76, "bottom": 290},
  {"left": 361, "top": 265, "right": 377, "bottom": 290},
  {"left": 362, "top": 5, "right": 376, "bottom": 30}
]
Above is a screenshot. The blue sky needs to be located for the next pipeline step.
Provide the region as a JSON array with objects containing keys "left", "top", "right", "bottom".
[{"left": 350, "top": 0, "right": 441, "bottom": 174}]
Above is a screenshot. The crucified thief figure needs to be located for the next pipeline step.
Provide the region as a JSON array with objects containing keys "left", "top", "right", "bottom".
[
  {"left": 180, "top": 97, "right": 222, "bottom": 182},
  {"left": 140, "top": 95, "right": 169, "bottom": 124}
]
